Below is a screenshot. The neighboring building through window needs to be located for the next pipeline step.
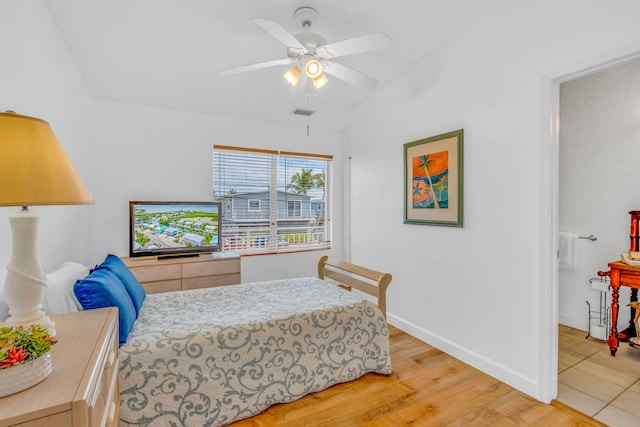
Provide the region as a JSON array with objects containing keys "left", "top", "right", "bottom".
[{"left": 213, "top": 145, "right": 332, "bottom": 254}]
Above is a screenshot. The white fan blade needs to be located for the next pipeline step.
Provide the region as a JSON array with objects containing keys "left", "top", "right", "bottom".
[
  {"left": 253, "top": 18, "right": 306, "bottom": 50},
  {"left": 317, "top": 32, "right": 390, "bottom": 59},
  {"left": 219, "top": 58, "right": 295, "bottom": 76},
  {"left": 322, "top": 62, "right": 379, "bottom": 90}
]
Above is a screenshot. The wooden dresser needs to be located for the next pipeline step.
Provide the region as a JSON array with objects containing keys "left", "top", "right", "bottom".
[
  {"left": 0, "top": 307, "right": 119, "bottom": 427},
  {"left": 122, "top": 251, "right": 241, "bottom": 294}
]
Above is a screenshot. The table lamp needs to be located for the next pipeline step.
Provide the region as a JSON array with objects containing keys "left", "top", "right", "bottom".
[{"left": 0, "top": 111, "right": 94, "bottom": 336}]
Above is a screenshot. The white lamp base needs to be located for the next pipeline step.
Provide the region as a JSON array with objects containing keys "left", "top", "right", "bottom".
[{"left": 4, "top": 208, "right": 56, "bottom": 336}]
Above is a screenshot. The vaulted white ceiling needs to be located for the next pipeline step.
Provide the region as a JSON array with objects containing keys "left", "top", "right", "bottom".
[{"left": 44, "top": 0, "right": 505, "bottom": 132}]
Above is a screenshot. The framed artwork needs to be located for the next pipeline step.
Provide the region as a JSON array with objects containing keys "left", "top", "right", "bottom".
[{"left": 403, "top": 129, "right": 463, "bottom": 227}]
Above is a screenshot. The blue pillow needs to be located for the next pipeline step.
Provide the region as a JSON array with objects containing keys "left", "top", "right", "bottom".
[
  {"left": 95, "top": 254, "right": 146, "bottom": 316},
  {"left": 74, "top": 268, "right": 136, "bottom": 345}
]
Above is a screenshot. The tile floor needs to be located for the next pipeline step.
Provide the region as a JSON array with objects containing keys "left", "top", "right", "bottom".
[{"left": 558, "top": 324, "right": 640, "bottom": 426}]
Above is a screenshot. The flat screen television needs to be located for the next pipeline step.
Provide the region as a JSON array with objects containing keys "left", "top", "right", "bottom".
[{"left": 129, "top": 201, "right": 222, "bottom": 258}]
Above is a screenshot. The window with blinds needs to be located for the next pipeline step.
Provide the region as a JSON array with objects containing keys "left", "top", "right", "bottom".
[{"left": 213, "top": 145, "right": 333, "bottom": 255}]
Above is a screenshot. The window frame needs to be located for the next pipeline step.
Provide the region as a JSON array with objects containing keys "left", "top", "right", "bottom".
[
  {"left": 287, "top": 200, "right": 302, "bottom": 217},
  {"left": 247, "top": 199, "right": 261, "bottom": 211},
  {"left": 213, "top": 145, "right": 333, "bottom": 255}
]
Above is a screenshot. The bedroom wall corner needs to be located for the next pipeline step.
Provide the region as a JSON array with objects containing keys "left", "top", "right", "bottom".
[
  {"left": 0, "top": 2, "right": 347, "bottom": 283},
  {"left": 84, "top": 99, "right": 347, "bottom": 281},
  {"left": 0, "top": 1, "right": 95, "bottom": 274},
  {"left": 345, "top": 0, "right": 640, "bottom": 403}
]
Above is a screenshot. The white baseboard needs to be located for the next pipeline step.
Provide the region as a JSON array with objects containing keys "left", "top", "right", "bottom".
[
  {"left": 558, "top": 314, "right": 589, "bottom": 332},
  {"left": 387, "top": 312, "right": 541, "bottom": 401}
]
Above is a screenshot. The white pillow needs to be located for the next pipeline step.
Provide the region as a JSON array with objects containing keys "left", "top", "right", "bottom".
[{"left": 44, "top": 261, "right": 90, "bottom": 315}]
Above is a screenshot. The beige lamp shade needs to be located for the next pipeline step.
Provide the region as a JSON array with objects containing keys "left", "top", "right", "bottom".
[{"left": 0, "top": 111, "right": 94, "bottom": 206}]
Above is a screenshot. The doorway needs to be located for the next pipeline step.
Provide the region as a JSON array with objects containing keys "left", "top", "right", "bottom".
[{"left": 552, "top": 54, "right": 640, "bottom": 423}]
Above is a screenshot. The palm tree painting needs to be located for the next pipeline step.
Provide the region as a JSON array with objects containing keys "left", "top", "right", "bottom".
[
  {"left": 412, "top": 150, "right": 448, "bottom": 209},
  {"left": 404, "top": 129, "right": 463, "bottom": 226}
]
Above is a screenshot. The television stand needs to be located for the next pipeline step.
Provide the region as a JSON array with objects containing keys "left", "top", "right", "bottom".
[
  {"left": 122, "top": 252, "right": 241, "bottom": 294},
  {"left": 157, "top": 252, "right": 202, "bottom": 260}
]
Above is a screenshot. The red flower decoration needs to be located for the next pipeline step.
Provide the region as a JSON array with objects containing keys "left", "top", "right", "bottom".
[{"left": 0, "top": 347, "right": 28, "bottom": 368}]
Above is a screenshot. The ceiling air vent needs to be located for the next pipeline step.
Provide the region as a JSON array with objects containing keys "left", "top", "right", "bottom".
[{"left": 291, "top": 108, "right": 315, "bottom": 117}]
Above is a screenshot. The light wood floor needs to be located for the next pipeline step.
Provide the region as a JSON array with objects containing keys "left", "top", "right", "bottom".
[{"left": 230, "top": 325, "right": 600, "bottom": 426}]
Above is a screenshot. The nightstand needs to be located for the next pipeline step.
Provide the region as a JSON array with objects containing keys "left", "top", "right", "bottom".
[{"left": 0, "top": 307, "right": 119, "bottom": 427}]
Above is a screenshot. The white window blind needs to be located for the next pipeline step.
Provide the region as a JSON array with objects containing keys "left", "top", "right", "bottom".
[{"left": 213, "top": 145, "right": 332, "bottom": 255}]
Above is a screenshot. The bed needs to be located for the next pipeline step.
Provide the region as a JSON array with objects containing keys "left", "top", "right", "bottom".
[{"left": 117, "top": 256, "right": 393, "bottom": 426}]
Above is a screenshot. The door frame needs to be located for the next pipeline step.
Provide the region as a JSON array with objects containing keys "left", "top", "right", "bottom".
[{"left": 540, "top": 48, "right": 640, "bottom": 402}]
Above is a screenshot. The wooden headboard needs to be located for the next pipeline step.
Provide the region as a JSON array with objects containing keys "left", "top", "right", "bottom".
[{"left": 317, "top": 256, "right": 392, "bottom": 319}]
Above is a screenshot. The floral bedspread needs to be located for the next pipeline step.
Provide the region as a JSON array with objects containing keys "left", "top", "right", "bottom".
[{"left": 118, "top": 277, "right": 391, "bottom": 426}]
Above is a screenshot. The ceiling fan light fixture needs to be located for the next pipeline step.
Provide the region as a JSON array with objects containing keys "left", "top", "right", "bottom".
[
  {"left": 283, "top": 66, "right": 302, "bottom": 87},
  {"left": 305, "top": 59, "right": 322, "bottom": 79},
  {"left": 312, "top": 73, "right": 329, "bottom": 89}
]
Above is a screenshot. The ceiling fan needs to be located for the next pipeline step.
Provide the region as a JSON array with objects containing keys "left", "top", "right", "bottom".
[{"left": 219, "top": 7, "right": 391, "bottom": 90}]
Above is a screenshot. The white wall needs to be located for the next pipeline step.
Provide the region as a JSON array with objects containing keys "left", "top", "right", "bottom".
[
  {"left": 0, "top": 1, "right": 94, "bottom": 273},
  {"left": 84, "top": 99, "right": 346, "bottom": 281},
  {"left": 0, "top": 2, "right": 345, "bottom": 284},
  {"left": 559, "top": 57, "right": 640, "bottom": 332},
  {"left": 346, "top": 0, "right": 640, "bottom": 402}
]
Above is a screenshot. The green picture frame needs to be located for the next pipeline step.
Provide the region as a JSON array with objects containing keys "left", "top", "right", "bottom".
[{"left": 403, "top": 129, "right": 463, "bottom": 227}]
